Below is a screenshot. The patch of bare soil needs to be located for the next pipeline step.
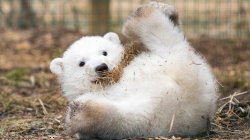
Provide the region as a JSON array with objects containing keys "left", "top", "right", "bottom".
[{"left": 0, "top": 29, "right": 249, "bottom": 139}]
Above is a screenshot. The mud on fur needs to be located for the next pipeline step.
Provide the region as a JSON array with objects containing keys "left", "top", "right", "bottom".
[{"left": 94, "top": 40, "right": 147, "bottom": 86}]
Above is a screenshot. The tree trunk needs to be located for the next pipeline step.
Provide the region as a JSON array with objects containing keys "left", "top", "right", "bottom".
[
  {"left": 0, "top": 0, "right": 3, "bottom": 27},
  {"left": 18, "top": 0, "right": 37, "bottom": 29},
  {"left": 89, "top": 0, "right": 110, "bottom": 35},
  {"left": 6, "top": 0, "right": 15, "bottom": 27},
  {"left": 72, "top": 6, "right": 80, "bottom": 31}
]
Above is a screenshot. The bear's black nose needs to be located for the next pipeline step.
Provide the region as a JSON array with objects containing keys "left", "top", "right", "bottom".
[{"left": 95, "top": 63, "right": 109, "bottom": 73}]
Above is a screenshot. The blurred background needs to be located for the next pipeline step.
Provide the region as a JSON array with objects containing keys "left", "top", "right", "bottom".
[
  {"left": 0, "top": 0, "right": 249, "bottom": 37},
  {"left": 0, "top": 0, "right": 249, "bottom": 139}
]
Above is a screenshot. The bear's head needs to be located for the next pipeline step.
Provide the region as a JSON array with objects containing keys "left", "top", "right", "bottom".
[{"left": 50, "top": 32, "right": 124, "bottom": 100}]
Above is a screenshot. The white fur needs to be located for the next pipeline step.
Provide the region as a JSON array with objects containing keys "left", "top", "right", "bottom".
[
  {"left": 50, "top": 32, "right": 124, "bottom": 100},
  {"left": 64, "top": 2, "right": 218, "bottom": 139}
]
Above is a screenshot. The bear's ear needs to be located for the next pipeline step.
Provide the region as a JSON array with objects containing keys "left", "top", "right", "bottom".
[
  {"left": 104, "top": 32, "right": 121, "bottom": 44},
  {"left": 50, "top": 58, "right": 63, "bottom": 76}
]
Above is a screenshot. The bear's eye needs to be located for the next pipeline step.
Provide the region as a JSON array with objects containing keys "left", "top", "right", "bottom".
[
  {"left": 102, "top": 51, "right": 108, "bottom": 56},
  {"left": 79, "top": 61, "right": 85, "bottom": 67}
]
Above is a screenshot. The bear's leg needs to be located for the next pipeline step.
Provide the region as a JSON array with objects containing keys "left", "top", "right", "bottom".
[
  {"left": 122, "top": 2, "right": 184, "bottom": 50},
  {"left": 64, "top": 93, "right": 160, "bottom": 139}
]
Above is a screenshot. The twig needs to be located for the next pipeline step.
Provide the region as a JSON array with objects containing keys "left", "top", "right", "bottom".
[
  {"left": 216, "top": 130, "right": 242, "bottom": 134},
  {"left": 217, "top": 91, "right": 248, "bottom": 113},
  {"left": 231, "top": 111, "right": 243, "bottom": 120},
  {"left": 211, "top": 122, "right": 224, "bottom": 129},
  {"left": 219, "top": 91, "right": 248, "bottom": 101},
  {"left": 218, "top": 102, "right": 229, "bottom": 113},
  {"left": 38, "top": 98, "right": 48, "bottom": 115},
  {"left": 169, "top": 113, "right": 175, "bottom": 133},
  {"left": 216, "top": 79, "right": 224, "bottom": 87}
]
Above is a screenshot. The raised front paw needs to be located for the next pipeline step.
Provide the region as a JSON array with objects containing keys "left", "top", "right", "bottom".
[
  {"left": 122, "top": 2, "right": 179, "bottom": 39},
  {"left": 149, "top": 2, "right": 179, "bottom": 25}
]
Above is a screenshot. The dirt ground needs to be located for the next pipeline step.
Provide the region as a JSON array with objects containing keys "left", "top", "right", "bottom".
[{"left": 0, "top": 29, "right": 249, "bottom": 139}]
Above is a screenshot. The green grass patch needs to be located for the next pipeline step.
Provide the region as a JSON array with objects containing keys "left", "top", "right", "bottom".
[{"left": 6, "top": 68, "right": 29, "bottom": 82}]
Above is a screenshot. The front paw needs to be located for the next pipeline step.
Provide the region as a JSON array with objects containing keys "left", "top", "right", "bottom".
[
  {"left": 64, "top": 101, "right": 83, "bottom": 136},
  {"left": 64, "top": 100, "right": 109, "bottom": 137},
  {"left": 149, "top": 2, "right": 179, "bottom": 25}
]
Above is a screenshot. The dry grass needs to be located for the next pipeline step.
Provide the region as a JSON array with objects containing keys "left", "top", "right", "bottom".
[
  {"left": 0, "top": 29, "right": 249, "bottom": 139},
  {"left": 211, "top": 92, "right": 250, "bottom": 139}
]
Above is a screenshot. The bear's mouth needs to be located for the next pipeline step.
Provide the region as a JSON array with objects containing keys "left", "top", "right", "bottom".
[
  {"left": 97, "top": 71, "right": 108, "bottom": 77},
  {"left": 96, "top": 70, "right": 110, "bottom": 79},
  {"left": 91, "top": 71, "right": 109, "bottom": 84}
]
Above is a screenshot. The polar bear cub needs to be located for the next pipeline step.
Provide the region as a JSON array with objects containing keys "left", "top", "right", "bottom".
[
  {"left": 64, "top": 2, "right": 218, "bottom": 139},
  {"left": 50, "top": 33, "right": 124, "bottom": 100}
]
